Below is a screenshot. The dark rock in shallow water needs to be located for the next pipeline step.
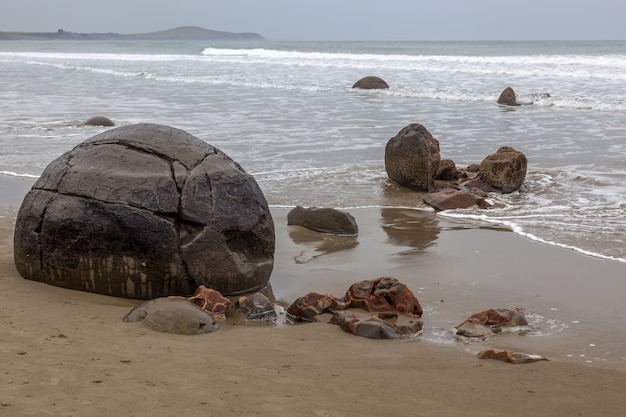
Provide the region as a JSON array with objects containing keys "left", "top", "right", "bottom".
[
  {"left": 287, "top": 206, "right": 358, "bottom": 235},
  {"left": 14, "top": 123, "right": 275, "bottom": 299},
  {"left": 479, "top": 146, "right": 527, "bottom": 193},
  {"left": 84, "top": 116, "right": 114, "bottom": 126},
  {"left": 497, "top": 86, "right": 519, "bottom": 106},
  {"left": 385, "top": 124, "right": 441, "bottom": 192},
  {"left": 352, "top": 76, "right": 389, "bottom": 89},
  {"left": 435, "top": 158, "right": 458, "bottom": 181}
]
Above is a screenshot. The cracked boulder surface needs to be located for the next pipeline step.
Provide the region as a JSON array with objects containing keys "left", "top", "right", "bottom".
[{"left": 13, "top": 123, "right": 275, "bottom": 299}]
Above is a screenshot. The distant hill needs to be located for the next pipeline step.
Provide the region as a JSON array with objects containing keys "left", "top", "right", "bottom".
[{"left": 0, "top": 26, "right": 264, "bottom": 41}]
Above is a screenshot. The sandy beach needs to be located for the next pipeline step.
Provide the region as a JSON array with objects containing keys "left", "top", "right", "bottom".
[{"left": 2, "top": 175, "right": 626, "bottom": 416}]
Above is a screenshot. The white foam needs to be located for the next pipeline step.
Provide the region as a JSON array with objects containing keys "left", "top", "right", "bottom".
[
  {"left": 438, "top": 211, "right": 626, "bottom": 263},
  {"left": 0, "top": 171, "right": 39, "bottom": 179}
]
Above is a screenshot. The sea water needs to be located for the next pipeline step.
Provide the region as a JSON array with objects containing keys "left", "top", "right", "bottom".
[{"left": 0, "top": 39, "right": 624, "bottom": 262}]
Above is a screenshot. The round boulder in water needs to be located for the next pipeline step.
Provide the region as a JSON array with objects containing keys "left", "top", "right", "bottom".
[
  {"left": 352, "top": 76, "right": 389, "bottom": 89},
  {"left": 84, "top": 116, "right": 115, "bottom": 126},
  {"left": 14, "top": 123, "right": 275, "bottom": 299}
]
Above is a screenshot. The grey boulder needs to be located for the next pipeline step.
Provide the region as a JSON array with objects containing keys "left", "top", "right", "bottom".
[
  {"left": 14, "top": 123, "right": 275, "bottom": 299},
  {"left": 287, "top": 206, "right": 358, "bottom": 235},
  {"left": 84, "top": 116, "right": 115, "bottom": 126},
  {"left": 123, "top": 297, "right": 219, "bottom": 335}
]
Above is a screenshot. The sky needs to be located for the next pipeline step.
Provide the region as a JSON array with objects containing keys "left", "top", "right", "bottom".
[{"left": 2, "top": 0, "right": 626, "bottom": 41}]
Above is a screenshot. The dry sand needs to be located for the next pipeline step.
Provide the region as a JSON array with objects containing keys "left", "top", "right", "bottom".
[{"left": 2, "top": 176, "right": 626, "bottom": 416}]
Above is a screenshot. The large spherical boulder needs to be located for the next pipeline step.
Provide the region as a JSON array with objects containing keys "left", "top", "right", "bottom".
[
  {"left": 14, "top": 123, "right": 275, "bottom": 299},
  {"left": 352, "top": 76, "right": 389, "bottom": 89},
  {"left": 384, "top": 124, "right": 441, "bottom": 192},
  {"left": 479, "top": 146, "right": 527, "bottom": 193}
]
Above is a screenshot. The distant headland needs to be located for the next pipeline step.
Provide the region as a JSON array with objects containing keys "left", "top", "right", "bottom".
[{"left": 0, "top": 26, "right": 265, "bottom": 41}]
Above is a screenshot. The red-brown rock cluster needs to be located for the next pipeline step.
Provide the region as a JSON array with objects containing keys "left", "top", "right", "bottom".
[{"left": 287, "top": 277, "right": 423, "bottom": 339}]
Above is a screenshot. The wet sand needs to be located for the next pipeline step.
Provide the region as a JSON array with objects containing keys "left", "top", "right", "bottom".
[{"left": 2, "top": 176, "right": 626, "bottom": 416}]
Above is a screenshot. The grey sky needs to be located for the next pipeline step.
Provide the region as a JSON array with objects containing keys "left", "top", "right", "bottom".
[{"left": 2, "top": 0, "right": 625, "bottom": 41}]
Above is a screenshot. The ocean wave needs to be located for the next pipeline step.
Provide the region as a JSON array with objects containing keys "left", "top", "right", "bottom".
[
  {"left": 201, "top": 47, "right": 626, "bottom": 68},
  {"left": 7, "top": 48, "right": 626, "bottom": 82},
  {"left": 200, "top": 48, "right": 626, "bottom": 81},
  {"left": 0, "top": 171, "right": 39, "bottom": 178},
  {"left": 7, "top": 50, "right": 626, "bottom": 111}
]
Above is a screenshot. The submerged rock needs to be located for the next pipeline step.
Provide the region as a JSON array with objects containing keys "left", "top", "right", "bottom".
[
  {"left": 454, "top": 308, "right": 530, "bottom": 341},
  {"left": 352, "top": 76, "right": 389, "bottom": 89},
  {"left": 477, "top": 349, "right": 549, "bottom": 364},
  {"left": 423, "top": 189, "right": 490, "bottom": 211},
  {"left": 84, "top": 116, "right": 114, "bottom": 126}
]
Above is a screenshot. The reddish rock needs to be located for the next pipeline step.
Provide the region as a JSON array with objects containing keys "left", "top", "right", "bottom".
[
  {"left": 345, "top": 277, "right": 423, "bottom": 316},
  {"left": 188, "top": 285, "right": 231, "bottom": 318},
  {"left": 477, "top": 349, "right": 548, "bottom": 364},
  {"left": 286, "top": 292, "right": 346, "bottom": 322},
  {"left": 465, "top": 308, "right": 528, "bottom": 328},
  {"left": 423, "top": 189, "right": 491, "bottom": 211},
  {"left": 466, "top": 164, "right": 480, "bottom": 173},
  {"left": 287, "top": 277, "right": 423, "bottom": 339},
  {"left": 454, "top": 308, "right": 529, "bottom": 340},
  {"left": 462, "top": 177, "right": 499, "bottom": 193}
]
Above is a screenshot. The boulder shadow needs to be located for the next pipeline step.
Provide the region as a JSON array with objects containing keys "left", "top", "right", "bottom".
[
  {"left": 288, "top": 225, "right": 359, "bottom": 264},
  {"left": 380, "top": 208, "right": 440, "bottom": 255}
]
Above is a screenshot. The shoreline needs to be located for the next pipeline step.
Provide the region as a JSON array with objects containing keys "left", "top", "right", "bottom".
[
  {"left": 3, "top": 175, "right": 626, "bottom": 370},
  {"left": 3, "top": 175, "right": 626, "bottom": 415}
]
